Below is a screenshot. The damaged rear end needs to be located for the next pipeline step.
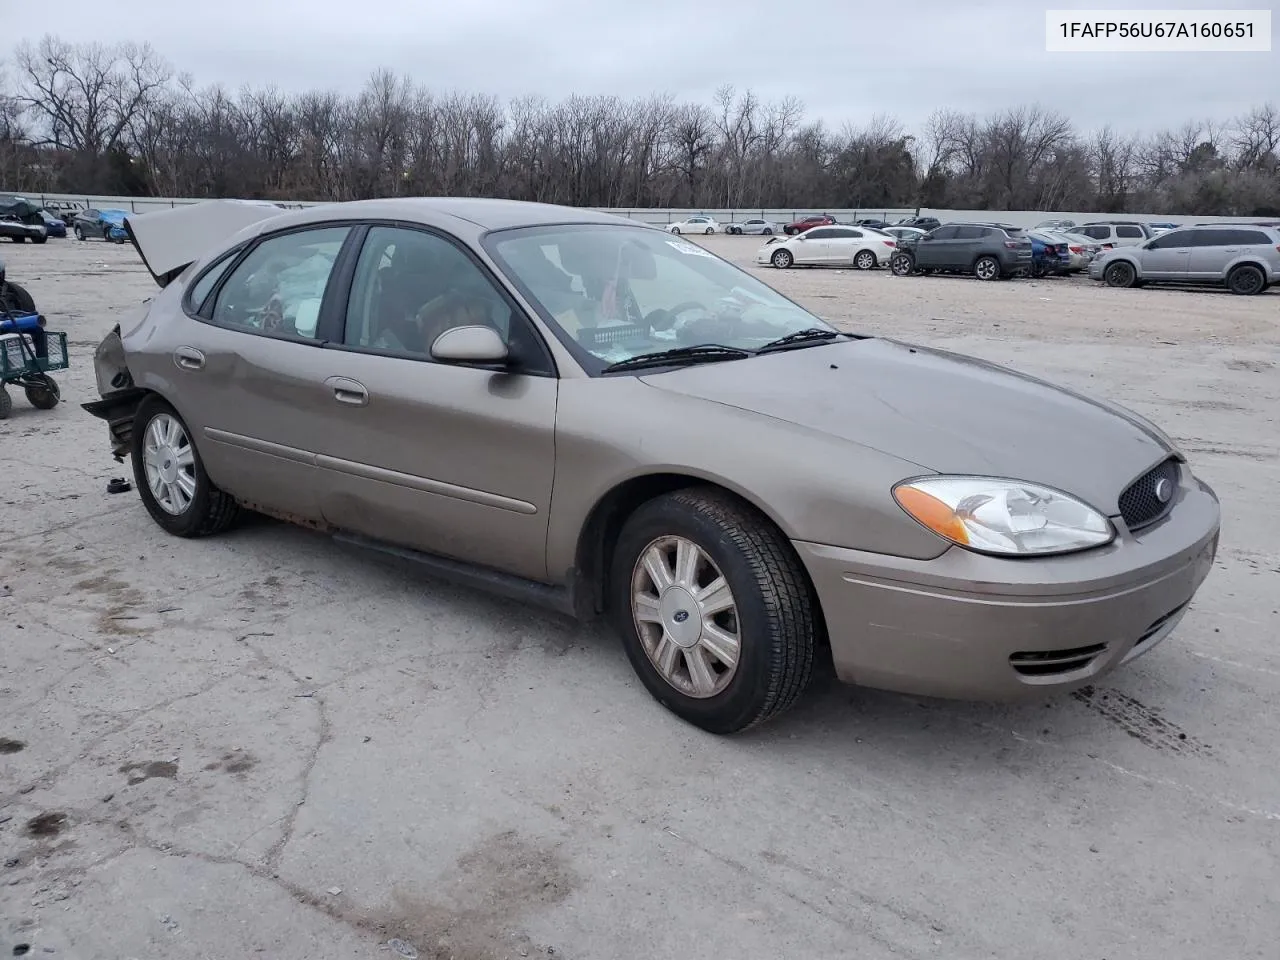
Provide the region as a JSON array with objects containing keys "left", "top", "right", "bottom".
[{"left": 81, "top": 200, "right": 288, "bottom": 460}]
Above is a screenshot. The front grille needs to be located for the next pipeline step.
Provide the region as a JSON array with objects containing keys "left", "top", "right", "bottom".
[
  {"left": 1118, "top": 458, "right": 1180, "bottom": 531},
  {"left": 1010, "top": 643, "right": 1108, "bottom": 677}
]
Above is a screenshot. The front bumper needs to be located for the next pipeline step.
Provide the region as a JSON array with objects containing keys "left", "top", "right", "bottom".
[{"left": 794, "top": 470, "right": 1220, "bottom": 701}]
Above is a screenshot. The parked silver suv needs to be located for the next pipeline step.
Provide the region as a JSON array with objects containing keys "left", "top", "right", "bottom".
[{"left": 1089, "top": 224, "right": 1280, "bottom": 295}]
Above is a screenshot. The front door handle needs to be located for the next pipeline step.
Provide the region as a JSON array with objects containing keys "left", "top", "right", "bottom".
[
  {"left": 174, "top": 346, "right": 205, "bottom": 370},
  {"left": 325, "top": 376, "right": 368, "bottom": 407}
]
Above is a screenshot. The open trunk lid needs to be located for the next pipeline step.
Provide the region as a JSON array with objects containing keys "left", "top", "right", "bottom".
[{"left": 124, "top": 200, "right": 289, "bottom": 287}]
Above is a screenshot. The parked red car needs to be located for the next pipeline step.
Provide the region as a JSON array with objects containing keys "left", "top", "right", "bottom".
[{"left": 784, "top": 215, "right": 836, "bottom": 235}]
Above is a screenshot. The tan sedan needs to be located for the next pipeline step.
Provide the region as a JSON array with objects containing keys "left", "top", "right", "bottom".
[{"left": 84, "top": 198, "right": 1220, "bottom": 733}]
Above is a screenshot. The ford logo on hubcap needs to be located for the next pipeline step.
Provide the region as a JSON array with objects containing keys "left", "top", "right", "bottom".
[
  {"left": 1154, "top": 478, "right": 1172, "bottom": 503},
  {"left": 673, "top": 610, "right": 690, "bottom": 623}
]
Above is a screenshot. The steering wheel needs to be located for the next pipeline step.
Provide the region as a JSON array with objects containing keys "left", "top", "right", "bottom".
[{"left": 645, "top": 300, "right": 708, "bottom": 332}]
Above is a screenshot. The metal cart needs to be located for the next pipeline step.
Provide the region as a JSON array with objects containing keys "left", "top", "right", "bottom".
[{"left": 0, "top": 299, "right": 67, "bottom": 420}]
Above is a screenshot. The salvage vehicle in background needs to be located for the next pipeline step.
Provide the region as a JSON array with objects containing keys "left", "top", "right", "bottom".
[
  {"left": 757, "top": 225, "right": 896, "bottom": 270},
  {"left": 0, "top": 196, "right": 50, "bottom": 244},
  {"left": 890, "top": 222, "right": 1033, "bottom": 280},
  {"left": 1056, "top": 231, "right": 1105, "bottom": 270},
  {"left": 39, "top": 211, "right": 68, "bottom": 238},
  {"left": 666, "top": 216, "right": 720, "bottom": 235},
  {"left": 783, "top": 214, "right": 835, "bottom": 235},
  {"left": 73, "top": 208, "right": 130, "bottom": 242},
  {"left": 723, "top": 218, "right": 778, "bottom": 235},
  {"left": 1027, "top": 230, "right": 1073, "bottom": 276},
  {"left": 83, "top": 197, "right": 1219, "bottom": 734},
  {"left": 1089, "top": 223, "right": 1280, "bottom": 295}
]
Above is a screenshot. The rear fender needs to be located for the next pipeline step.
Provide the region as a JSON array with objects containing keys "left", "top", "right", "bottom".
[{"left": 80, "top": 324, "right": 146, "bottom": 461}]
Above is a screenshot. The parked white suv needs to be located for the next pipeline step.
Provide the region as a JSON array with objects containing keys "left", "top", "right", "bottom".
[
  {"left": 1088, "top": 224, "right": 1280, "bottom": 295},
  {"left": 1075, "top": 221, "right": 1153, "bottom": 247}
]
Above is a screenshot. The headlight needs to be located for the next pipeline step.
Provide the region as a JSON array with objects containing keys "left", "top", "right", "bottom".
[{"left": 892, "top": 476, "right": 1114, "bottom": 556}]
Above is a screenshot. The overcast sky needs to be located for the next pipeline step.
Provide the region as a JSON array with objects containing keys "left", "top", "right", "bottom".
[{"left": 7, "top": 0, "right": 1275, "bottom": 136}]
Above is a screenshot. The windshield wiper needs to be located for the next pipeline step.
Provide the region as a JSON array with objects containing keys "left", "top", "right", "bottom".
[
  {"left": 756, "top": 327, "right": 844, "bottom": 353},
  {"left": 601, "top": 344, "right": 752, "bottom": 373}
]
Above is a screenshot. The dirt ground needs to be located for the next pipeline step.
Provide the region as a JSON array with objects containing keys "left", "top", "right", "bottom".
[{"left": 1, "top": 231, "right": 1277, "bottom": 960}]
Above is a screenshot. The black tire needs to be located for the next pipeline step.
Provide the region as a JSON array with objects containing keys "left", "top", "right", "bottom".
[
  {"left": 973, "top": 255, "right": 1001, "bottom": 281},
  {"left": 670, "top": 226, "right": 681, "bottom": 235},
  {"left": 1, "top": 281, "right": 36, "bottom": 315},
  {"left": 608, "top": 487, "right": 817, "bottom": 734},
  {"left": 762, "top": 227, "right": 773, "bottom": 235},
  {"left": 131, "top": 396, "right": 240, "bottom": 537},
  {"left": 24, "top": 375, "right": 59, "bottom": 410},
  {"left": 0, "top": 387, "right": 10, "bottom": 420},
  {"left": 771, "top": 248, "right": 793, "bottom": 268},
  {"left": 704, "top": 227, "right": 713, "bottom": 235},
  {"left": 31, "top": 234, "right": 47, "bottom": 245},
  {"left": 854, "top": 249, "right": 877, "bottom": 271},
  {"left": 1104, "top": 260, "right": 1137, "bottom": 288},
  {"left": 1226, "top": 264, "right": 1265, "bottom": 295},
  {"left": 890, "top": 252, "right": 915, "bottom": 276},
  {"left": 74, "top": 226, "right": 85, "bottom": 241}
]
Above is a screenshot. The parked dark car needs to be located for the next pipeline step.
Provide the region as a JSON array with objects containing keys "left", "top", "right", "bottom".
[
  {"left": 896, "top": 216, "right": 942, "bottom": 231},
  {"left": 784, "top": 215, "right": 836, "bottom": 235},
  {"left": 73, "top": 208, "right": 130, "bottom": 242},
  {"left": 0, "top": 196, "right": 50, "bottom": 244},
  {"left": 39, "top": 211, "right": 67, "bottom": 238},
  {"left": 890, "top": 222, "right": 1033, "bottom": 280},
  {"left": 1027, "top": 230, "right": 1073, "bottom": 277}
]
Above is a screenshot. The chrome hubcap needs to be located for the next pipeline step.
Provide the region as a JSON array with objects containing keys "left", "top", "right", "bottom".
[
  {"left": 142, "top": 413, "right": 197, "bottom": 515},
  {"left": 631, "top": 536, "right": 741, "bottom": 699}
]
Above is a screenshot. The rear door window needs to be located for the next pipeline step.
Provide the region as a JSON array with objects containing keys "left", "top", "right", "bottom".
[
  {"left": 1116, "top": 225, "right": 1144, "bottom": 239},
  {"left": 953, "top": 226, "right": 986, "bottom": 240}
]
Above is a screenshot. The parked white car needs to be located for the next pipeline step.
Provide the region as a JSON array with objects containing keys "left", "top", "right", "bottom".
[
  {"left": 666, "top": 216, "right": 720, "bottom": 235},
  {"left": 756, "top": 225, "right": 897, "bottom": 270},
  {"left": 1057, "top": 231, "right": 1106, "bottom": 271}
]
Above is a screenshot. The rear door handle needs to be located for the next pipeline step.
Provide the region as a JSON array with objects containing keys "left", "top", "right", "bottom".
[
  {"left": 325, "top": 376, "right": 368, "bottom": 407},
  {"left": 174, "top": 346, "right": 205, "bottom": 370}
]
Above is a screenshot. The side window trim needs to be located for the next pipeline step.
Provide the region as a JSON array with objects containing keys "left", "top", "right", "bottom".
[
  {"left": 195, "top": 222, "right": 361, "bottom": 343},
  {"left": 182, "top": 246, "right": 241, "bottom": 317},
  {"left": 324, "top": 219, "right": 558, "bottom": 378}
]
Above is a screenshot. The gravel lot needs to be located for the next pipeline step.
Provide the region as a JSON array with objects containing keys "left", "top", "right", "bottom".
[{"left": 2, "top": 231, "right": 1277, "bottom": 959}]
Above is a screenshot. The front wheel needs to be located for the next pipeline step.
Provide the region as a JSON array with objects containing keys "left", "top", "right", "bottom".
[
  {"left": 0, "top": 387, "right": 11, "bottom": 420},
  {"left": 771, "top": 249, "right": 793, "bottom": 268},
  {"left": 609, "top": 488, "right": 817, "bottom": 734},
  {"left": 1227, "top": 264, "right": 1265, "bottom": 295},
  {"left": 131, "top": 396, "right": 241, "bottom": 537},
  {"left": 854, "top": 250, "right": 877, "bottom": 271},
  {"left": 670, "top": 226, "right": 681, "bottom": 235},
  {"left": 973, "top": 255, "right": 1001, "bottom": 281},
  {"left": 1104, "top": 261, "right": 1137, "bottom": 288},
  {"left": 31, "top": 234, "right": 46, "bottom": 245},
  {"left": 74, "top": 226, "right": 85, "bottom": 241}
]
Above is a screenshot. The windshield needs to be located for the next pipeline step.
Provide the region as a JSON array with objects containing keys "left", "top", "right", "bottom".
[{"left": 484, "top": 223, "right": 835, "bottom": 373}]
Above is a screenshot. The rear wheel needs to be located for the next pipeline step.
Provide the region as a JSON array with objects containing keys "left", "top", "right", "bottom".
[
  {"left": 609, "top": 488, "right": 817, "bottom": 734},
  {"left": 854, "top": 249, "right": 877, "bottom": 270},
  {"left": 771, "top": 248, "right": 793, "bottom": 268},
  {"left": 704, "top": 227, "right": 714, "bottom": 235},
  {"left": 131, "top": 396, "right": 240, "bottom": 537},
  {"left": 1104, "top": 261, "right": 1137, "bottom": 288},
  {"left": 973, "top": 255, "right": 1001, "bottom": 281},
  {"left": 0, "top": 387, "right": 11, "bottom": 420},
  {"left": 74, "top": 226, "right": 85, "bottom": 241},
  {"left": 1226, "top": 264, "right": 1265, "bottom": 295},
  {"left": 762, "top": 227, "right": 773, "bottom": 235}
]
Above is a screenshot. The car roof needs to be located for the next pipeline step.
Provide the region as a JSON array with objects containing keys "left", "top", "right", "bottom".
[{"left": 274, "top": 197, "right": 637, "bottom": 233}]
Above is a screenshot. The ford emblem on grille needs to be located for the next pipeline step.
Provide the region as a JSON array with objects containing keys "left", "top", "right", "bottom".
[{"left": 1154, "top": 478, "right": 1173, "bottom": 503}]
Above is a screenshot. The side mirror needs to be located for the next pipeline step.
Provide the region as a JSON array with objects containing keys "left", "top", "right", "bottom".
[{"left": 430, "top": 325, "right": 509, "bottom": 365}]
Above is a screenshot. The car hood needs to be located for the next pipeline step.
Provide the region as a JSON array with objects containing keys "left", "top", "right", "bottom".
[
  {"left": 639, "top": 337, "right": 1174, "bottom": 514},
  {"left": 125, "top": 199, "right": 288, "bottom": 287}
]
